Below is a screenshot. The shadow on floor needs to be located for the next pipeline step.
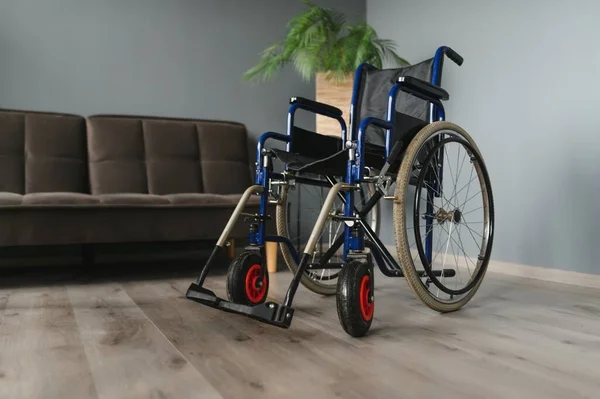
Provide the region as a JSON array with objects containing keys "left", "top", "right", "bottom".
[{"left": 0, "top": 258, "right": 229, "bottom": 289}]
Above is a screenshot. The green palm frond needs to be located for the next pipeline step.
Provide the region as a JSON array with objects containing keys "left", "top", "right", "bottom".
[
  {"left": 292, "top": 48, "right": 321, "bottom": 81},
  {"left": 373, "top": 38, "right": 410, "bottom": 66},
  {"left": 243, "top": 42, "right": 288, "bottom": 82},
  {"left": 243, "top": 2, "right": 409, "bottom": 83},
  {"left": 287, "top": 1, "right": 345, "bottom": 45}
]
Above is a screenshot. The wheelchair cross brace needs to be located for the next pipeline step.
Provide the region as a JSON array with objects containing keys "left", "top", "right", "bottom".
[{"left": 322, "top": 175, "right": 455, "bottom": 281}]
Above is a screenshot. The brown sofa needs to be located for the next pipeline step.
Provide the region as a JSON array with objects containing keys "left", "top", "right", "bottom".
[{"left": 0, "top": 108, "right": 262, "bottom": 261}]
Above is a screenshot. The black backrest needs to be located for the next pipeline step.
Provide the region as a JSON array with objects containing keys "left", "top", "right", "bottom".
[
  {"left": 290, "top": 126, "right": 342, "bottom": 158},
  {"left": 357, "top": 58, "right": 435, "bottom": 147}
]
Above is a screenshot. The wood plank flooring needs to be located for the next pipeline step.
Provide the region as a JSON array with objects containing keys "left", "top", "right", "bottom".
[{"left": 0, "top": 264, "right": 599, "bottom": 399}]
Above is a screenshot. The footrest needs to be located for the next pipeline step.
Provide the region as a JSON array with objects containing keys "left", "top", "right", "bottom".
[{"left": 185, "top": 283, "right": 295, "bottom": 328}]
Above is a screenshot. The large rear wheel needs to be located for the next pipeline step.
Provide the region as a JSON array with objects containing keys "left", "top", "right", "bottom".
[{"left": 394, "top": 121, "right": 494, "bottom": 312}]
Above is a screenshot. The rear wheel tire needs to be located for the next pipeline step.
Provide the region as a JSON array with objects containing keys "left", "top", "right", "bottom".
[
  {"left": 226, "top": 251, "right": 269, "bottom": 306},
  {"left": 336, "top": 260, "right": 374, "bottom": 337},
  {"left": 394, "top": 121, "right": 494, "bottom": 313}
]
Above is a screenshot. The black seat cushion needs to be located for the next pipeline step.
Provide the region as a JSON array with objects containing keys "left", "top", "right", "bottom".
[
  {"left": 269, "top": 126, "right": 346, "bottom": 176},
  {"left": 272, "top": 112, "right": 428, "bottom": 177}
]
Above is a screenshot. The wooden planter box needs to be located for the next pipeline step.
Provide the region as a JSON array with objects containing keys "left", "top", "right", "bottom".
[{"left": 315, "top": 72, "right": 353, "bottom": 137}]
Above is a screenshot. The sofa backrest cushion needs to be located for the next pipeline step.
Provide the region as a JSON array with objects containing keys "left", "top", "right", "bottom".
[
  {"left": 196, "top": 121, "right": 254, "bottom": 195},
  {"left": 86, "top": 115, "right": 251, "bottom": 195},
  {"left": 0, "top": 109, "right": 88, "bottom": 194}
]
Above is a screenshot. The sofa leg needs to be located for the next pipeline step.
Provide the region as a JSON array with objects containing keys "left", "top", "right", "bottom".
[
  {"left": 82, "top": 244, "right": 94, "bottom": 266},
  {"left": 226, "top": 239, "right": 236, "bottom": 260},
  {"left": 266, "top": 241, "right": 278, "bottom": 273}
]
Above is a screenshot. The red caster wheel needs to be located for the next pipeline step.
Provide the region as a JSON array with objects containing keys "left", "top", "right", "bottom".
[
  {"left": 226, "top": 251, "right": 269, "bottom": 306},
  {"left": 336, "top": 260, "right": 374, "bottom": 337}
]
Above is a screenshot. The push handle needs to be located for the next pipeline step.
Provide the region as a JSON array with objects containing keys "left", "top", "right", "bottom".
[{"left": 444, "top": 47, "right": 463, "bottom": 66}]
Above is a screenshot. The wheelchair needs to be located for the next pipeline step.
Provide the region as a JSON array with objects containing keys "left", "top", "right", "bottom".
[{"left": 186, "top": 46, "right": 495, "bottom": 337}]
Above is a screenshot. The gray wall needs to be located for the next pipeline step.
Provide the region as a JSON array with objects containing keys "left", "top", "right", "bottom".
[
  {"left": 0, "top": 0, "right": 365, "bottom": 141},
  {"left": 368, "top": 0, "right": 600, "bottom": 274},
  {"left": 0, "top": 0, "right": 365, "bottom": 262}
]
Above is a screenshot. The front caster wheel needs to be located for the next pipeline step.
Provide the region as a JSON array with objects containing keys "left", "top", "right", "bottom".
[
  {"left": 226, "top": 251, "right": 269, "bottom": 306},
  {"left": 336, "top": 260, "right": 374, "bottom": 337}
]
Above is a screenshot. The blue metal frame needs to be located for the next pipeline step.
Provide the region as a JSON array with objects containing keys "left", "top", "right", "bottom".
[
  {"left": 253, "top": 132, "right": 290, "bottom": 249},
  {"left": 185, "top": 45, "right": 466, "bottom": 332},
  {"left": 424, "top": 46, "right": 452, "bottom": 263},
  {"left": 251, "top": 45, "right": 458, "bottom": 266}
]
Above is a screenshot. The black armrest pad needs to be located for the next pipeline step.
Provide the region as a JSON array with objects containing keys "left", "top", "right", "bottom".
[
  {"left": 290, "top": 97, "right": 343, "bottom": 117},
  {"left": 397, "top": 76, "right": 449, "bottom": 101}
]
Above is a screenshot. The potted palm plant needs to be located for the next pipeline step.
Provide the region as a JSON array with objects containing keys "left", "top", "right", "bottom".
[{"left": 244, "top": 1, "right": 409, "bottom": 135}]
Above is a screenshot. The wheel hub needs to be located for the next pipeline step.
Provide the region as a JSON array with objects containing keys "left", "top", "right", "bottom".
[
  {"left": 435, "top": 208, "right": 462, "bottom": 224},
  {"left": 359, "top": 275, "right": 374, "bottom": 321},
  {"left": 245, "top": 264, "right": 267, "bottom": 303},
  {"left": 453, "top": 209, "right": 462, "bottom": 223}
]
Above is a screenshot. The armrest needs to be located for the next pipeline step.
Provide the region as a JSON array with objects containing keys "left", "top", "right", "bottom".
[
  {"left": 289, "top": 97, "right": 343, "bottom": 117},
  {"left": 397, "top": 76, "right": 449, "bottom": 102}
]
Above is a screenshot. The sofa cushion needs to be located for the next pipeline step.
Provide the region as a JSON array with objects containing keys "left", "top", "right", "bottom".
[
  {"left": 0, "top": 112, "right": 25, "bottom": 193},
  {"left": 97, "top": 193, "right": 170, "bottom": 206},
  {"left": 0, "top": 205, "right": 266, "bottom": 247},
  {"left": 25, "top": 113, "right": 88, "bottom": 194},
  {"left": 86, "top": 117, "right": 147, "bottom": 194},
  {"left": 0, "top": 109, "right": 87, "bottom": 195},
  {"left": 223, "top": 193, "right": 261, "bottom": 206},
  {"left": 0, "top": 192, "right": 23, "bottom": 205},
  {"left": 143, "top": 120, "right": 203, "bottom": 195},
  {"left": 165, "top": 193, "right": 261, "bottom": 207},
  {"left": 22, "top": 192, "right": 99, "bottom": 205},
  {"left": 86, "top": 115, "right": 251, "bottom": 196},
  {"left": 197, "top": 122, "right": 252, "bottom": 195},
  {"left": 165, "top": 193, "right": 237, "bottom": 206}
]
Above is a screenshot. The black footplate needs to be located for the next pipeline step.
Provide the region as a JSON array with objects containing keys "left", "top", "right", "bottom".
[{"left": 185, "top": 283, "right": 294, "bottom": 329}]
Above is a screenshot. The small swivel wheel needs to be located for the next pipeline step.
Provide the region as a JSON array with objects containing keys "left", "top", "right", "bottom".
[
  {"left": 226, "top": 251, "right": 269, "bottom": 306},
  {"left": 336, "top": 260, "right": 374, "bottom": 337}
]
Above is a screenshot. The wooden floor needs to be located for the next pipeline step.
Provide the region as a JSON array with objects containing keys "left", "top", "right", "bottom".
[{"left": 0, "top": 262, "right": 599, "bottom": 399}]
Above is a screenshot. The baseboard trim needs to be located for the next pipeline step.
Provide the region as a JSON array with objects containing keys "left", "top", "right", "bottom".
[
  {"left": 382, "top": 245, "right": 600, "bottom": 290},
  {"left": 284, "top": 241, "right": 600, "bottom": 290},
  {"left": 486, "top": 258, "right": 600, "bottom": 290}
]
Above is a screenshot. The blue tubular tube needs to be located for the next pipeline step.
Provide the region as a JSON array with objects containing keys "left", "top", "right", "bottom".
[
  {"left": 349, "top": 63, "right": 373, "bottom": 141},
  {"left": 425, "top": 189, "right": 434, "bottom": 264},
  {"left": 255, "top": 132, "right": 290, "bottom": 185},
  {"left": 256, "top": 165, "right": 269, "bottom": 246},
  {"left": 427, "top": 47, "right": 447, "bottom": 250},
  {"left": 253, "top": 132, "right": 292, "bottom": 245},
  {"left": 432, "top": 46, "right": 446, "bottom": 86},
  {"left": 385, "top": 84, "right": 403, "bottom": 158},
  {"left": 426, "top": 45, "right": 464, "bottom": 255},
  {"left": 343, "top": 64, "right": 372, "bottom": 259},
  {"left": 356, "top": 117, "right": 393, "bottom": 181},
  {"left": 431, "top": 45, "right": 462, "bottom": 122},
  {"left": 343, "top": 151, "right": 355, "bottom": 260},
  {"left": 431, "top": 46, "right": 446, "bottom": 123}
]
